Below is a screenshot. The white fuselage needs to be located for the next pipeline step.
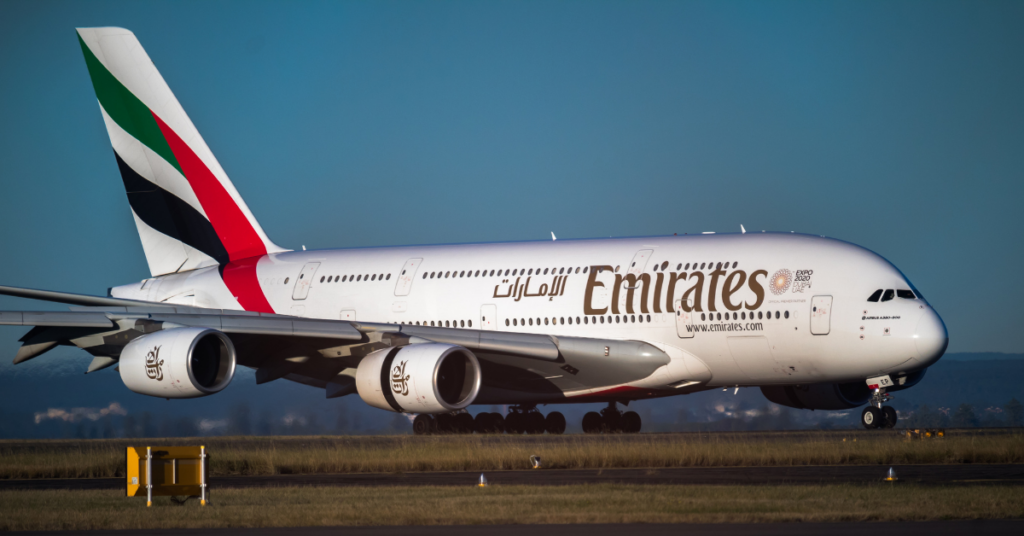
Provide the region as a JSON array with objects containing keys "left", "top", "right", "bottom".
[{"left": 111, "top": 233, "right": 948, "bottom": 398}]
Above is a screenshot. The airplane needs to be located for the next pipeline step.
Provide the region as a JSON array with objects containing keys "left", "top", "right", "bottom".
[{"left": 0, "top": 27, "right": 948, "bottom": 434}]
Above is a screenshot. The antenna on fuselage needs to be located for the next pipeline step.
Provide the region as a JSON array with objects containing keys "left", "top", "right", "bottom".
[
  {"left": 740, "top": 225, "right": 746, "bottom": 234},
  {"left": 551, "top": 232, "right": 557, "bottom": 241}
]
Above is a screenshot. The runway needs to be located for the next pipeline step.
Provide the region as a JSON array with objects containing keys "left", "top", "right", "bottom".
[
  {"left": 4, "top": 463, "right": 1023, "bottom": 491},
  {"left": 6, "top": 521, "right": 1024, "bottom": 536}
]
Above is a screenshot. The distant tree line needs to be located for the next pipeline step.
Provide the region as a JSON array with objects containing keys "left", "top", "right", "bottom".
[{"left": 900, "top": 398, "right": 1023, "bottom": 429}]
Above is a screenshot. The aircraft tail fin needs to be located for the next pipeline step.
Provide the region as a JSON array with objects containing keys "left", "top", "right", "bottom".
[{"left": 76, "top": 27, "right": 286, "bottom": 277}]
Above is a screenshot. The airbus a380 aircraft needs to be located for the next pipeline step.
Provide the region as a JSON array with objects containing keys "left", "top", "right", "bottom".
[{"left": 1, "top": 28, "right": 948, "bottom": 434}]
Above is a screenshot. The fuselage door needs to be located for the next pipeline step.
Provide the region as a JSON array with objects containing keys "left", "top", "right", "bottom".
[
  {"left": 292, "top": 262, "right": 321, "bottom": 300},
  {"left": 627, "top": 249, "right": 653, "bottom": 276},
  {"left": 620, "top": 249, "right": 653, "bottom": 312},
  {"left": 395, "top": 258, "right": 423, "bottom": 297},
  {"left": 675, "top": 298, "right": 695, "bottom": 338},
  {"left": 811, "top": 295, "right": 833, "bottom": 335},
  {"left": 480, "top": 304, "right": 497, "bottom": 331}
]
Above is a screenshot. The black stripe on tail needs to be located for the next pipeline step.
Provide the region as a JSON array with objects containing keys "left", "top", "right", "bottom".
[{"left": 114, "top": 151, "right": 229, "bottom": 264}]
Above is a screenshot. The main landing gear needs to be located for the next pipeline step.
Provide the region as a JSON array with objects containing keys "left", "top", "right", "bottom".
[
  {"left": 411, "top": 406, "right": 566, "bottom": 435},
  {"left": 861, "top": 388, "right": 898, "bottom": 429},
  {"left": 582, "top": 402, "right": 641, "bottom": 434}
]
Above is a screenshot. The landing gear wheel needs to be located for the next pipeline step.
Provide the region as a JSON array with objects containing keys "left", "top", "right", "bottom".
[
  {"left": 545, "top": 412, "right": 566, "bottom": 435},
  {"left": 622, "top": 411, "right": 641, "bottom": 434},
  {"left": 413, "top": 414, "right": 434, "bottom": 435},
  {"left": 526, "top": 412, "right": 546, "bottom": 434},
  {"left": 473, "top": 412, "right": 490, "bottom": 434},
  {"left": 861, "top": 406, "right": 882, "bottom": 429},
  {"left": 455, "top": 413, "right": 474, "bottom": 434},
  {"left": 491, "top": 413, "right": 505, "bottom": 434},
  {"left": 436, "top": 413, "right": 455, "bottom": 434},
  {"left": 582, "top": 412, "right": 601, "bottom": 434},
  {"left": 882, "top": 406, "right": 898, "bottom": 429},
  {"left": 505, "top": 412, "right": 525, "bottom": 434}
]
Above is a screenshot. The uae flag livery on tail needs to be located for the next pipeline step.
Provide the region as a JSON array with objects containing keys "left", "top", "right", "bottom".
[{"left": 77, "top": 27, "right": 284, "bottom": 312}]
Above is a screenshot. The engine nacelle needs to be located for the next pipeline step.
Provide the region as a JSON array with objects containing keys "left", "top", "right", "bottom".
[
  {"left": 356, "top": 343, "right": 481, "bottom": 413},
  {"left": 119, "top": 328, "right": 236, "bottom": 399},
  {"left": 761, "top": 381, "right": 870, "bottom": 410}
]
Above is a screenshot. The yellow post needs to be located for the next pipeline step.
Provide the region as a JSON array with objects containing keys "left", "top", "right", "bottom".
[
  {"left": 200, "top": 445, "right": 207, "bottom": 506},
  {"left": 146, "top": 446, "right": 152, "bottom": 507}
]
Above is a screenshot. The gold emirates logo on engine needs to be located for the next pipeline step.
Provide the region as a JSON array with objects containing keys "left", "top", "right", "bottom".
[
  {"left": 390, "top": 360, "right": 410, "bottom": 396},
  {"left": 145, "top": 346, "right": 164, "bottom": 381}
]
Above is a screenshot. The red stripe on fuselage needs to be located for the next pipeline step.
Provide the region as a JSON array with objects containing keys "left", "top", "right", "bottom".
[
  {"left": 571, "top": 385, "right": 648, "bottom": 399},
  {"left": 151, "top": 112, "right": 266, "bottom": 262},
  {"left": 221, "top": 256, "right": 275, "bottom": 314}
]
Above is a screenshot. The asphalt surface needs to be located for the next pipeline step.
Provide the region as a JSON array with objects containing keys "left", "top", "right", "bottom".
[
  {"left": 7, "top": 521, "right": 1024, "bottom": 536},
  {"left": 4, "top": 463, "right": 1023, "bottom": 491}
]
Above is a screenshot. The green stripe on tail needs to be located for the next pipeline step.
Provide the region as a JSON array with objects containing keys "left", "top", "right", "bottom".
[{"left": 78, "top": 35, "right": 183, "bottom": 176}]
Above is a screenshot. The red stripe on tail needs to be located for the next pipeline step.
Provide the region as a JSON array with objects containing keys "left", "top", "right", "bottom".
[
  {"left": 221, "top": 257, "right": 275, "bottom": 314},
  {"left": 151, "top": 112, "right": 266, "bottom": 262}
]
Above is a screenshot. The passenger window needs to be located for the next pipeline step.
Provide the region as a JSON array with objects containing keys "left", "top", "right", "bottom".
[
  {"left": 784, "top": 311, "right": 790, "bottom": 319},
  {"left": 897, "top": 289, "right": 915, "bottom": 299},
  {"left": 881, "top": 289, "right": 895, "bottom": 302},
  {"left": 867, "top": 289, "right": 883, "bottom": 302}
]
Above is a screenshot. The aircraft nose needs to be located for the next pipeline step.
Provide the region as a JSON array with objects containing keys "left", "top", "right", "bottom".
[{"left": 915, "top": 308, "right": 948, "bottom": 366}]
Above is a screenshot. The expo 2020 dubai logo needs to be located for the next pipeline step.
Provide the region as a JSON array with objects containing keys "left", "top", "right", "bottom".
[{"left": 769, "top": 269, "right": 792, "bottom": 295}]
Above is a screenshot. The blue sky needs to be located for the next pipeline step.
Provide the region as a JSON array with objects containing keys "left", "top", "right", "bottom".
[{"left": 0, "top": 0, "right": 1022, "bottom": 356}]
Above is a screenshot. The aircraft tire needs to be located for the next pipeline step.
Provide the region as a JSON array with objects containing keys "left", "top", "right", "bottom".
[
  {"left": 882, "top": 406, "right": 898, "bottom": 429},
  {"left": 602, "top": 412, "right": 623, "bottom": 433},
  {"left": 413, "top": 414, "right": 434, "bottom": 435},
  {"left": 582, "top": 411, "right": 601, "bottom": 434},
  {"left": 505, "top": 412, "right": 524, "bottom": 434},
  {"left": 455, "top": 413, "right": 475, "bottom": 434},
  {"left": 436, "top": 413, "right": 456, "bottom": 434},
  {"left": 545, "top": 412, "right": 566, "bottom": 434},
  {"left": 491, "top": 413, "right": 506, "bottom": 434},
  {"left": 861, "top": 406, "right": 882, "bottom": 429},
  {"left": 473, "top": 412, "right": 490, "bottom": 434},
  {"left": 526, "top": 412, "right": 545, "bottom": 434},
  {"left": 622, "top": 411, "right": 641, "bottom": 433}
]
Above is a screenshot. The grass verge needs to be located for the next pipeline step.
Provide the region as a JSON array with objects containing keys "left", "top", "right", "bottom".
[
  {"left": 2, "top": 430, "right": 1022, "bottom": 479},
  {"left": 2, "top": 483, "right": 1023, "bottom": 530}
]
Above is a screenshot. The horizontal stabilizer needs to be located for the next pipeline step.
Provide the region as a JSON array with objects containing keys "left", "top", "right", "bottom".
[{"left": 0, "top": 284, "right": 151, "bottom": 308}]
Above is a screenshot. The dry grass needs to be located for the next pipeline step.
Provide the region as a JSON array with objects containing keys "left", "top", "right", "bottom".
[
  {"left": 1, "top": 483, "right": 1022, "bottom": 530},
  {"left": 2, "top": 430, "right": 1022, "bottom": 480}
]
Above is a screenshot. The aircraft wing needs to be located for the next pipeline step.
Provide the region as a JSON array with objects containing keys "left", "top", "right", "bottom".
[{"left": 0, "top": 288, "right": 675, "bottom": 401}]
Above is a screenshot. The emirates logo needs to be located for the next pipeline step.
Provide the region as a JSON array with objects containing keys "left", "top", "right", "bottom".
[
  {"left": 390, "top": 360, "right": 410, "bottom": 396},
  {"left": 145, "top": 346, "right": 164, "bottom": 381}
]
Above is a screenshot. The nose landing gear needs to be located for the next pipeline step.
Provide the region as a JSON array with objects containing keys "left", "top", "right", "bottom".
[
  {"left": 583, "top": 402, "right": 641, "bottom": 434},
  {"left": 861, "top": 388, "right": 898, "bottom": 429}
]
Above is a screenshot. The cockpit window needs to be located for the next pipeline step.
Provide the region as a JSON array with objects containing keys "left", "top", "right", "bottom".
[
  {"left": 867, "top": 289, "right": 883, "bottom": 302},
  {"left": 881, "top": 289, "right": 895, "bottom": 302},
  {"left": 897, "top": 289, "right": 916, "bottom": 299}
]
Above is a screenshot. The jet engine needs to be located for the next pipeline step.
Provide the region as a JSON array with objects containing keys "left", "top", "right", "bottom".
[
  {"left": 760, "top": 381, "right": 870, "bottom": 410},
  {"left": 356, "top": 343, "right": 482, "bottom": 413},
  {"left": 119, "top": 327, "right": 236, "bottom": 398}
]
